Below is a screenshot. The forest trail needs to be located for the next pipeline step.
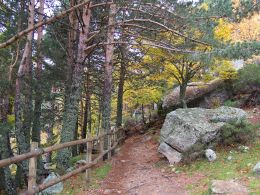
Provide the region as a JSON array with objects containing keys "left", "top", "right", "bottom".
[
  {"left": 78, "top": 108, "right": 260, "bottom": 195},
  {"left": 85, "top": 132, "right": 204, "bottom": 195}
]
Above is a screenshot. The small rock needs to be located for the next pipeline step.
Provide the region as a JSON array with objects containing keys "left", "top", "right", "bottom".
[
  {"left": 253, "top": 162, "right": 260, "bottom": 175},
  {"left": 40, "top": 172, "right": 63, "bottom": 194},
  {"left": 211, "top": 180, "right": 248, "bottom": 194},
  {"left": 66, "top": 167, "right": 75, "bottom": 173},
  {"left": 252, "top": 107, "right": 259, "bottom": 114},
  {"left": 238, "top": 145, "right": 249, "bottom": 153},
  {"left": 104, "top": 189, "right": 113, "bottom": 195},
  {"left": 76, "top": 159, "right": 87, "bottom": 165},
  {"left": 205, "top": 149, "right": 217, "bottom": 162},
  {"left": 121, "top": 160, "right": 127, "bottom": 163},
  {"left": 227, "top": 156, "right": 233, "bottom": 161}
]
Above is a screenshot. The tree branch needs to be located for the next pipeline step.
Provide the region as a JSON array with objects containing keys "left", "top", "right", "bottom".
[{"left": 0, "top": 0, "right": 91, "bottom": 49}]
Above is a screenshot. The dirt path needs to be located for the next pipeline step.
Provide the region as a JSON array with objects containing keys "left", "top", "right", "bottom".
[
  {"left": 85, "top": 133, "right": 203, "bottom": 195},
  {"left": 79, "top": 108, "right": 260, "bottom": 195}
]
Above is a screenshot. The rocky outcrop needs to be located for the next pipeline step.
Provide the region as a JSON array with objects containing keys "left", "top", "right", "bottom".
[
  {"left": 162, "top": 79, "right": 230, "bottom": 110},
  {"left": 158, "top": 106, "right": 247, "bottom": 164}
]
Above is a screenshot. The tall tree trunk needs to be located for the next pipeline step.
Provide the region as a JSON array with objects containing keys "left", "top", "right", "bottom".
[
  {"left": 45, "top": 101, "right": 55, "bottom": 163},
  {"left": 141, "top": 104, "right": 146, "bottom": 124},
  {"left": 179, "top": 83, "right": 188, "bottom": 108},
  {"left": 57, "top": 2, "right": 91, "bottom": 169},
  {"left": 63, "top": 0, "right": 79, "bottom": 113},
  {"left": 80, "top": 75, "right": 91, "bottom": 153},
  {"left": 82, "top": 74, "right": 91, "bottom": 138},
  {"left": 32, "top": 0, "right": 44, "bottom": 143},
  {"left": 116, "top": 45, "right": 126, "bottom": 127},
  {"left": 97, "top": 98, "right": 102, "bottom": 135},
  {"left": 101, "top": 3, "right": 116, "bottom": 152},
  {"left": 32, "top": 1, "right": 45, "bottom": 175},
  {"left": 0, "top": 134, "right": 16, "bottom": 195},
  {"left": 72, "top": 118, "right": 79, "bottom": 157},
  {"left": 15, "top": 0, "right": 35, "bottom": 181},
  {"left": 0, "top": 98, "right": 16, "bottom": 195},
  {"left": 88, "top": 97, "right": 92, "bottom": 134}
]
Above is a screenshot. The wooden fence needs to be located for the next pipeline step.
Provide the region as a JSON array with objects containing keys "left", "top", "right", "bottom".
[{"left": 0, "top": 128, "right": 125, "bottom": 195}]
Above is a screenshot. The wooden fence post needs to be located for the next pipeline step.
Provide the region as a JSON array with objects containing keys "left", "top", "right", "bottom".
[
  {"left": 28, "top": 142, "right": 38, "bottom": 193},
  {"left": 85, "top": 135, "right": 92, "bottom": 183}
]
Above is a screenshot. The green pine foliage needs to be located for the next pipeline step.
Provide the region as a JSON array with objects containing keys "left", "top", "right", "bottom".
[{"left": 235, "top": 63, "right": 260, "bottom": 89}]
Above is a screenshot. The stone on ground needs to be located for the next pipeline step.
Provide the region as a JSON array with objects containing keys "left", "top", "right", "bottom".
[
  {"left": 40, "top": 172, "right": 63, "bottom": 194},
  {"left": 211, "top": 180, "right": 248, "bottom": 195},
  {"left": 158, "top": 142, "right": 182, "bottom": 164},
  {"left": 159, "top": 106, "right": 248, "bottom": 163},
  {"left": 238, "top": 145, "right": 250, "bottom": 153},
  {"left": 253, "top": 162, "right": 260, "bottom": 175},
  {"left": 205, "top": 149, "right": 217, "bottom": 162}
]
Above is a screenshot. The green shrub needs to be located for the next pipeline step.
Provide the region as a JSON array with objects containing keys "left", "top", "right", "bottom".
[
  {"left": 235, "top": 64, "right": 260, "bottom": 89},
  {"left": 220, "top": 119, "right": 256, "bottom": 145},
  {"left": 182, "top": 142, "right": 207, "bottom": 164},
  {"left": 223, "top": 100, "right": 239, "bottom": 107},
  {"left": 69, "top": 154, "right": 85, "bottom": 166}
]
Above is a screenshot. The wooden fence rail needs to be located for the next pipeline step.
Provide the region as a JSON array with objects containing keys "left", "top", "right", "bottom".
[
  {"left": 0, "top": 128, "right": 125, "bottom": 195},
  {"left": 0, "top": 128, "right": 122, "bottom": 168}
]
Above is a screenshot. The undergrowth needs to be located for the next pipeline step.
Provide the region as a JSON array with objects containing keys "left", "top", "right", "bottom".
[
  {"left": 156, "top": 139, "right": 260, "bottom": 195},
  {"left": 60, "top": 163, "right": 111, "bottom": 194}
]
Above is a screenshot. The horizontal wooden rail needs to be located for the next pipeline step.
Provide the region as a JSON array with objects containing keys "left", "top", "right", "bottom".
[
  {"left": 0, "top": 128, "right": 123, "bottom": 168},
  {"left": 23, "top": 135, "right": 125, "bottom": 195}
]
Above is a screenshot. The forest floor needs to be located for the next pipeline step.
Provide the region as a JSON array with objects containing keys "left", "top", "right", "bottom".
[
  {"left": 85, "top": 132, "right": 200, "bottom": 195},
  {"left": 61, "top": 107, "right": 260, "bottom": 195}
]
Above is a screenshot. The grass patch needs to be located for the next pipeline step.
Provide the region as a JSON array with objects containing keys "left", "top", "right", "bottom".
[
  {"left": 178, "top": 140, "right": 260, "bottom": 194},
  {"left": 69, "top": 154, "right": 85, "bottom": 166},
  {"left": 60, "top": 162, "right": 112, "bottom": 194}
]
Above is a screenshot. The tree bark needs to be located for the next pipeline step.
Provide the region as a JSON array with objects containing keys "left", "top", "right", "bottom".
[
  {"left": 179, "top": 83, "right": 188, "bottom": 108},
  {"left": 45, "top": 101, "right": 55, "bottom": 163},
  {"left": 82, "top": 75, "right": 91, "bottom": 139},
  {"left": 0, "top": 98, "right": 16, "bottom": 195},
  {"left": 32, "top": 0, "right": 44, "bottom": 143},
  {"left": 116, "top": 45, "right": 127, "bottom": 127},
  {"left": 72, "top": 118, "right": 79, "bottom": 157},
  {"left": 141, "top": 104, "right": 146, "bottom": 124},
  {"left": 15, "top": 0, "right": 35, "bottom": 181},
  {"left": 57, "top": 2, "right": 91, "bottom": 169},
  {"left": 80, "top": 75, "right": 91, "bottom": 153},
  {"left": 101, "top": 3, "right": 116, "bottom": 153}
]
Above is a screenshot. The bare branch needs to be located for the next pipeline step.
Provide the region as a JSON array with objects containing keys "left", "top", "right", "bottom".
[{"left": 0, "top": 0, "right": 91, "bottom": 49}]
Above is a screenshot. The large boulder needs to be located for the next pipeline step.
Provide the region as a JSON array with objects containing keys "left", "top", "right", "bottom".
[
  {"left": 162, "top": 79, "right": 230, "bottom": 110},
  {"left": 159, "top": 106, "right": 247, "bottom": 164}
]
